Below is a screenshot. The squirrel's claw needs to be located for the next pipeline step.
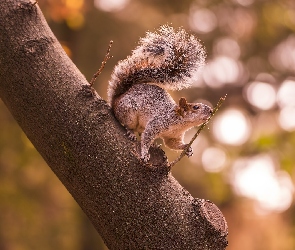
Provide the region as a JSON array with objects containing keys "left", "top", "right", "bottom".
[
  {"left": 126, "top": 129, "right": 137, "bottom": 141},
  {"left": 141, "top": 153, "right": 150, "bottom": 163},
  {"left": 185, "top": 146, "right": 193, "bottom": 158}
]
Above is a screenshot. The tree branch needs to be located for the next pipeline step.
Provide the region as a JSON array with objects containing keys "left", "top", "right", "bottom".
[
  {"left": 0, "top": 1, "right": 228, "bottom": 249},
  {"left": 89, "top": 40, "right": 113, "bottom": 87}
]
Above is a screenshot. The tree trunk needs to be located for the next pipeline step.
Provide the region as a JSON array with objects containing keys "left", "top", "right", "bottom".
[{"left": 0, "top": 0, "right": 228, "bottom": 249}]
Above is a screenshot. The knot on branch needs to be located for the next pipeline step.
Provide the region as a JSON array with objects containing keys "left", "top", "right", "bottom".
[
  {"left": 17, "top": 0, "right": 38, "bottom": 13},
  {"left": 199, "top": 199, "right": 228, "bottom": 237},
  {"left": 193, "top": 198, "right": 228, "bottom": 248},
  {"left": 21, "top": 37, "right": 53, "bottom": 56}
]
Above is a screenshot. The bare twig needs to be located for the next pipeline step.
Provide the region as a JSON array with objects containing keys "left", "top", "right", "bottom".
[
  {"left": 31, "top": 0, "right": 38, "bottom": 6},
  {"left": 169, "top": 94, "right": 227, "bottom": 167},
  {"left": 89, "top": 40, "right": 113, "bottom": 87}
]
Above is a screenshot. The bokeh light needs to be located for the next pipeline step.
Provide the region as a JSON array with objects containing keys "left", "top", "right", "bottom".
[
  {"left": 213, "top": 37, "right": 241, "bottom": 59},
  {"left": 202, "top": 147, "right": 227, "bottom": 172},
  {"left": 189, "top": 8, "right": 217, "bottom": 34},
  {"left": 227, "top": 8, "right": 256, "bottom": 39},
  {"left": 277, "top": 79, "right": 295, "bottom": 107},
  {"left": 233, "top": 0, "right": 254, "bottom": 7},
  {"left": 278, "top": 106, "right": 295, "bottom": 131},
  {"left": 65, "top": 0, "right": 83, "bottom": 9},
  {"left": 202, "top": 57, "right": 244, "bottom": 88},
  {"left": 246, "top": 81, "right": 276, "bottom": 110},
  {"left": 231, "top": 155, "right": 294, "bottom": 212},
  {"left": 213, "top": 109, "right": 251, "bottom": 145},
  {"left": 277, "top": 79, "right": 295, "bottom": 132},
  {"left": 94, "top": 0, "right": 129, "bottom": 12},
  {"left": 270, "top": 36, "right": 295, "bottom": 72},
  {"left": 66, "top": 12, "right": 84, "bottom": 29},
  {"left": 187, "top": 133, "right": 209, "bottom": 165}
]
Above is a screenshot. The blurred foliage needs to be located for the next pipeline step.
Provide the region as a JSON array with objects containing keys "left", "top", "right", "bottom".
[{"left": 1, "top": 0, "right": 295, "bottom": 249}]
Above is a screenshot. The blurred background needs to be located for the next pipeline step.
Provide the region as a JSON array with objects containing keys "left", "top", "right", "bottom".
[{"left": 1, "top": 0, "right": 295, "bottom": 249}]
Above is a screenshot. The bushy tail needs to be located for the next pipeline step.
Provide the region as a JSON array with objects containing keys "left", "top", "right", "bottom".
[{"left": 108, "top": 25, "right": 206, "bottom": 104}]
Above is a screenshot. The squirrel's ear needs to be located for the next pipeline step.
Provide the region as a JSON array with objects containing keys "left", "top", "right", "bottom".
[
  {"left": 175, "top": 97, "right": 189, "bottom": 117},
  {"left": 179, "top": 97, "right": 188, "bottom": 109}
]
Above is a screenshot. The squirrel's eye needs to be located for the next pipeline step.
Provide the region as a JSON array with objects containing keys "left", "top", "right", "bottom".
[{"left": 193, "top": 105, "right": 200, "bottom": 110}]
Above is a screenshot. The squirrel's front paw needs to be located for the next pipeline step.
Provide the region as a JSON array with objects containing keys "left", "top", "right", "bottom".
[
  {"left": 185, "top": 146, "right": 193, "bottom": 157},
  {"left": 126, "top": 129, "right": 137, "bottom": 141},
  {"left": 140, "top": 153, "right": 150, "bottom": 163}
]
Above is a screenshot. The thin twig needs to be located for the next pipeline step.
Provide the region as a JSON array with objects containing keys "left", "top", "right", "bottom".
[
  {"left": 169, "top": 94, "right": 227, "bottom": 167},
  {"left": 32, "top": 0, "right": 38, "bottom": 6},
  {"left": 89, "top": 40, "right": 113, "bottom": 87}
]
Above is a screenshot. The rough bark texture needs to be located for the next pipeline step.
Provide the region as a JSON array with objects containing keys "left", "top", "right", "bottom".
[{"left": 0, "top": 1, "right": 228, "bottom": 249}]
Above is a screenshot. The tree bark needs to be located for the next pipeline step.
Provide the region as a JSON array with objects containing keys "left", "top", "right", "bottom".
[{"left": 0, "top": 0, "right": 228, "bottom": 249}]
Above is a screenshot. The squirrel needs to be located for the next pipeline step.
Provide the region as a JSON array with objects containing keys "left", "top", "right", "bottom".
[{"left": 108, "top": 25, "right": 213, "bottom": 162}]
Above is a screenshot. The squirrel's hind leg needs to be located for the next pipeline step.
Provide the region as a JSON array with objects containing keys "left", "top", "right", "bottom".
[
  {"left": 140, "top": 122, "right": 160, "bottom": 162},
  {"left": 113, "top": 101, "right": 138, "bottom": 141}
]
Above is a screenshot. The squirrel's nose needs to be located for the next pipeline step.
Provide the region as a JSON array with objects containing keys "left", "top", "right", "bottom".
[{"left": 205, "top": 105, "right": 213, "bottom": 115}]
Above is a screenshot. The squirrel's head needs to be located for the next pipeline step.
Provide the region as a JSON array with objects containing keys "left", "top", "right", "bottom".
[{"left": 175, "top": 97, "right": 212, "bottom": 125}]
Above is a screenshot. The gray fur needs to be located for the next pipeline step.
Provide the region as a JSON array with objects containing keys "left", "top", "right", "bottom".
[
  {"left": 108, "top": 26, "right": 211, "bottom": 161},
  {"left": 108, "top": 25, "right": 206, "bottom": 105}
]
